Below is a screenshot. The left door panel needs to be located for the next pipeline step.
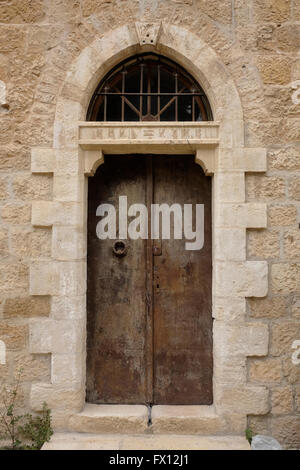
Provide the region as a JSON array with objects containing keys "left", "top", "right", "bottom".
[{"left": 86, "top": 155, "right": 149, "bottom": 404}]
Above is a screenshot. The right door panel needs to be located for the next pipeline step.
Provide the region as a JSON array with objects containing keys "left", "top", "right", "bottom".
[{"left": 153, "top": 155, "right": 213, "bottom": 405}]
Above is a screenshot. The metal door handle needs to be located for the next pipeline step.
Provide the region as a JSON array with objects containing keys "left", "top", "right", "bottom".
[{"left": 113, "top": 240, "right": 128, "bottom": 257}]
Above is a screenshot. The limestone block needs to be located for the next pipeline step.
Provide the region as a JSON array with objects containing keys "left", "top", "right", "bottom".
[
  {"left": 214, "top": 321, "right": 269, "bottom": 357},
  {"left": 253, "top": 0, "right": 291, "bottom": 23},
  {"left": 51, "top": 353, "right": 85, "bottom": 386},
  {"left": 215, "top": 385, "right": 269, "bottom": 415},
  {"left": 52, "top": 226, "right": 86, "bottom": 260},
  {"left": 29, "top": 318, "right": 85, "bottom": 354},
  {"left": 288, "top": 177, "right": 300, "bottom": 201},
  {"left": 55, "top": 149, "right": 81, "bottom": 175},
  {"left": 270, "top": 321, "right": 300, "bottom": 356},
  {"left": 32, "top": 201, "right": 55, "bottom": 227},
  {"left": 32, "top": 201, "right": 85, "bottom": 227},
  {"left": 13, "top": 174, "right": 52, "bottom": 201},
  {"left": 0, "top": 262, "right": 29, "bottom": 292},
  {"left": 215, "top": 203, "right": 267, "bottom": 228},
  {"left": 51, "top": 295, "right": 86, "bottom": 320},
  {"left": 53, "top": 175, "right": 85, "bottom": 203},
  {"left": 29, "top": 319, "right": 52, "bottom": 353},
  {"left": 249, "top": 358, "right": 282, "bottom": 383},
  {"left": 30, "top": 383, "right": 84, "bottom": 412},
  {"left": 271, "top": 263, "right": 300, "bottom": 294},
  {"left": 53, "top": 202, "right": 85, "bottom": 227},
  {"left": 213, "top": 296, "right": 246, "bottom": 321},
  {"left": 214, "top": 172, "right": 245, "bottom": 203},
  {"left": 219, "top": 119, "right": 245, "bottom": 149},
  {"left": 256, "top": 56, "right": 292, "bottom": 85},
  {"left": 55, "top": 98, "right": 82, "bottom": 122},
  {"left": 213, "top": 354, "right": 247, "bottom": 384},
  {"left": 31, "top": 148, "right": 55, "bottom": 173},
  {"left": 30, "top": 261, "right": 86, "bottom": 296},
  {"left": 215, "top": 261, "right": 268, "bottom": 297},
  {"left": 68, "top": 404, "right": 148, "bottom": 434},
  {"left": 53, "top": 120, "right": 79, "bottom": 150},
  {"left": 0, "top": 322, "right": 27, "bottom": 350},
  {"left": 243, "top": 148, "right": 267, "bottom": 172},
  {"left": 3, "top": 296, "right": 50, "bottom": 319},
  {"left": 13, "top": 353, "right": 50, "bottom": 382},
  {"left": 271, "top": 386, "right": 293, "bottom": 414},
  {"left": 283, "top": 229, "right": 300, "bottom": 259},
  {"left": 151, "top": 406, "right": 229, "bottom": 435},
  {"left": 219, "top": 148, "right": 267, "bottom": 172},
  {"left": 1, "top": 203, "right": 31, "bottom": 224},
  {"left": 247, "top": 175, "right": 286, "bottom": 201},
  {"left": 215, "top": 228, "right": 246, "bottom": 261},
  {"left": 248, "top": 229, "right": 280, "bottom": 259},
  {"left": 268, "top": 205, "right": 297, "bottom": 227},
  {"left": 65, "top": 47, "right": 98, "bottom": 91},
  {"left": 248, "top": 297, "right": 286, "bottom": 319},
  {"left": 268, "top": 146, "right": 300, "bottom": 171}
]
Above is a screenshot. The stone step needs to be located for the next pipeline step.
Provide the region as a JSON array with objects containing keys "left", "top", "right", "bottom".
[
  {"left": 68, "top": 404, "right": 149, "bottom": 434},
  {"left": 151, "top": 405, "right": 240, "bottom": 434},
  {"left": 68, "top": 404, "right": 243, "bottom": 435},
  {"left": 43, "top": 432, "right": 250, "bottom": 450}
]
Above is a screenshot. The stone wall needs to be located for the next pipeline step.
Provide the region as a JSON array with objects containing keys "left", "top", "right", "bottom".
[{"left": 0, "top": 0, "right": 299, "bottom": 449}]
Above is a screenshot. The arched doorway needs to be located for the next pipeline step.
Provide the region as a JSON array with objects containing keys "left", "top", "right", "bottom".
[{"left": 86, "top": 55, "right": 213, "bottom": 405}]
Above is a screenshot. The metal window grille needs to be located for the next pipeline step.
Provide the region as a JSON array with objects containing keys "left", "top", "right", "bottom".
[{"left": 87, "top": 53, "right": 212, "bottom": 122}]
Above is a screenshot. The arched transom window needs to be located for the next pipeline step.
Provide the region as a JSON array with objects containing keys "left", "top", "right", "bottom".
[{"left": 87, "top": 53, "right": 212, "bottom": 122}]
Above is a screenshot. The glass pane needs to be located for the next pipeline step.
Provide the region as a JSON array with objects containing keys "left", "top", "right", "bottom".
[
  {"left": 178, "top": 95, "right": 192, "bottom": 121},
  {"left": 195, "top": 102, "right": 203, "bottom": 122},
  {"left": 124, "top": 101, "right": 139, "bottom": 121},
  {"left": 125, "top": 69, "right": 140, "bottom": 94},
  {"left": 160, "top": 68, "right": 174, "bottom": 94},
  {"left": 106, "top": 95, "right": 121, "bottom": 121},
  {"left": 160, "top": 101, "right": 175, "bottom": 121},
  {"left": 95, "top": 99, "right": 104, "bottom": 121}
]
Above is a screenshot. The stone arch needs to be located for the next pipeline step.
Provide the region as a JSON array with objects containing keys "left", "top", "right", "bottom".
[{"left": 55, "top": 23, "right": 244, "bottom": 137}]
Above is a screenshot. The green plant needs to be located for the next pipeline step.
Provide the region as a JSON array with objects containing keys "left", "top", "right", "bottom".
[
  {"left": 19, "top": 402, "right": 53, "bottom": 450},
  {"left": 0, "top": 370, "right": 53, "bottom": 450},
  {"left": 0, "top": 370, "right": 24, "bottom": 450},
  {"left": 245, "top": 427, "right": 254, "bottom": 445}
]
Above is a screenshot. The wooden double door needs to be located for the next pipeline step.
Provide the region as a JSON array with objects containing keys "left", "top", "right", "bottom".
[{"left": 86, "top": 155, "right": 212, "bottom": 405}]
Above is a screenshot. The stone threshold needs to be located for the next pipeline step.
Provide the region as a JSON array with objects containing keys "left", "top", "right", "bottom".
[
  {"left": 43, "top": 433, "right": 250, "bottom": 450},
  {"left": 68, "top": 404, "right": 242, "bottom": 436}
]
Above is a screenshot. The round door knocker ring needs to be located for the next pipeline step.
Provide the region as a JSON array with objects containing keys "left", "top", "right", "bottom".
[{"left": 113, "top": 240, "right": 128, "bottom": 257}]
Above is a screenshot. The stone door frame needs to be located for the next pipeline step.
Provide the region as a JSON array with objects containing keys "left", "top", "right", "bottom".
[{"left": 28, "top": 22, "right": 270, "bottom": 432}]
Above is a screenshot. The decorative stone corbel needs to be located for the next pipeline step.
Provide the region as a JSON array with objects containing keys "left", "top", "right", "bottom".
[
  {"left": 84, "top": 150, "right": 104, "bottom": 176},
  {"left": 135, "top": 21, "right": 162, "bottom": 46},
  {"left": 195, "top": 147, "right": 216, "bottom": 175}
]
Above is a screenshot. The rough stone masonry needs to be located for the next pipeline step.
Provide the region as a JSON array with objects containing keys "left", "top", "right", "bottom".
[{"left": 0, "top": 0, "right": 299, "bottom": 450}]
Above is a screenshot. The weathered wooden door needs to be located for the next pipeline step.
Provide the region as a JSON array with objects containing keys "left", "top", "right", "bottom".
[{"left": 86, "top": 155, "right": 212, "bottom": 405}]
